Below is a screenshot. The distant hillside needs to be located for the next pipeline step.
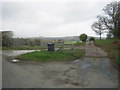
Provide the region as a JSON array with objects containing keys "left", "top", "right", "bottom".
[{"left": 38, "top": 36, "right": 106, "bottom": 41}]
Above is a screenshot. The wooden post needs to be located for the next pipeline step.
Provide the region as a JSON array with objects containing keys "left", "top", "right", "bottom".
[
  {"left": 71, "top": 44, "right": 74, "bottom": 55},
  {"left": 61, "top": 40, "right": 64, "bottom": 51}
]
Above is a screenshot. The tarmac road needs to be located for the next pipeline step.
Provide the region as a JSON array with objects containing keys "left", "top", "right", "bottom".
[
  {"left": 2, "top": 47, "right": 119, "bottom": 88},
  {"left": 2, "top": 56, "right": 44, "bottom": 88},
  {"left": 2, "top": 55, "right": 77, "bottom": 88},
  {"left": 0, "top": 53, "right": 2, "bottom": 89}
]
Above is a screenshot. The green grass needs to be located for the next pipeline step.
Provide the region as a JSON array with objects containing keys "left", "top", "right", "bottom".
[
  {"left": 64, "top": 41, "right": 78, "bottom": 44},
  {"left": 54, "top": 41, "right": 85, "bottom": 48},
  {"left": 64, "top": 41, "right": 85, "bottom": 46},
  {"left": 2, "top": 46, "right": 42, "bottom": 50},
  {"left": 17, "top": 49, "right": 85, "bottom": 61},
  {"left": 95, "top": 39, "right": 119, "bottom": 66}
]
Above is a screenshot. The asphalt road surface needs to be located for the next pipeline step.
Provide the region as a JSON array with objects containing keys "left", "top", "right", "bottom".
[
  {"left": 0, "top": 53, "right": 2, "bottom": 89},
  {"left": 2, "top": 47, "right": 119, "bottom": 88}
]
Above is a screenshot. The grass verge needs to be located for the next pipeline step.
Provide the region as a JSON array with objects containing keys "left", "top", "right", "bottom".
[
  {"left": 95, "top": 39, "right": 119, "bottom": 66},
  {"left": 17, "top": 49, "right": 85, "bottom": 62}
]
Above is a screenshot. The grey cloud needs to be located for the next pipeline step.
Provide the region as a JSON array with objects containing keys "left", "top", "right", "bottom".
[
  {"left": 64, "top": 2, "right": 108, "bottom": 23},
  {"left": 2, "top": 2, "right": 24, "bottom": 21},
  {"left": 0, "top": 2, "right": 2, "bottom": 27},
  {"left": 1, "top": 1, "right": 111, "bottom": 37}
]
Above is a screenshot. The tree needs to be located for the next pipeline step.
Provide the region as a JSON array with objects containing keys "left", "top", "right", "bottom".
[
  {"left": 2, "top": 31, "right": 13, "bottom": 47},
  {"left": 95, "top": 2, "right": 120, "bottom": 38},
  {"left": 91, "top": 20, "right": 105, "bottom": 40},
  {"left": 118, "top": 2, "right": 120, "bottom": 39},
  {"left": 79, "top": 33, "right": 87, "bottom": 42},
  {"left": 103, "top": 2, "right": 120, "bottom": 38},
  {"left": 34, "top": 38, "right": 41, "bottom": 46},
  {"left": 89, "top": 37, "right": 95, "bottom": 41},
  {"left": 0, "top": 32, "right": 2, "bottom": 47},
  {"left": 106, "top": 32, "right": 113, "bottom": 39}
]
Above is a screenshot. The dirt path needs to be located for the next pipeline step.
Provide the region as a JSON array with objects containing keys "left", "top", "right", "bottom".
[{"left": 2, "top": 44, "right": 118, "bottom": 88}]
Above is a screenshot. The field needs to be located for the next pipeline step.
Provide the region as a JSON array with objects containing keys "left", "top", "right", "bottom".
[
  {"left": 64, "top": 41, "right": 78, "bottom": 44},
  {"left": 17, "top": 49, "right": 85, "bottom": 61},
  {"left": 95, "top": 39, "right": 119, "bottom": 66},
  {"left": 64, "top": 41, "right": 85, "bottom": 46}
]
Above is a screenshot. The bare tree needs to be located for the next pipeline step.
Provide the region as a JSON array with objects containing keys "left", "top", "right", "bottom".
[
  {"left": 98, "top": 2, "right": 119, "bottom": 38},
  {"left": 2, "top": 31, "right": 13, "bottom": 47},
  {"left": 91, "top": 21, "right": 105, "bottom": 40},
  {"left": 92, "top": 1, "right": 120, "bottom": 39}
]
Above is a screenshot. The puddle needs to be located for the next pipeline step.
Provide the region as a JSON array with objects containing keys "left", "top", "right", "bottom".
[
  {"left": 11, "top": 59, "right": 20, "bottom": 63},
  {"left": 2, "top": 50, "right": 38, "bottom": 56},
  {"left": 73, "top": 60, "right": 80, "bottom": 63}
]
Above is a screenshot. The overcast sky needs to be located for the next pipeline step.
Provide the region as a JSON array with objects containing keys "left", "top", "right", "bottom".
[{"left": 1, "top": 0, "right": 119, "bottom": 38}]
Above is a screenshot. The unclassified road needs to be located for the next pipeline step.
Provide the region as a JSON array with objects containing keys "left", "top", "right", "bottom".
[
  {"left": 2, "top": 56, "right": 44, "bottom": 88},
  {"left": 2, "top": 45, "right": 119, "bottom": 88},
  {"left": 0, "top": 53, "right": 2, "bottom": 89},
  {"left": 2, "top": 50, "right": 77, "bottom": 88},
  {"left": 2, "top": 54, "right": 79, "bottom": 88}
]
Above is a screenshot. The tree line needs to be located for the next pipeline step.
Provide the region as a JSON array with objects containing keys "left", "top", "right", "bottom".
[
  {"left": 79, "top": 2, "right": 119, "bottom": 42},
  {"left": 92, "top": 1, "right": 120, "bottom": 39},
  {"left": 1, "top": 31, "right": 41, "bottom": 47}
]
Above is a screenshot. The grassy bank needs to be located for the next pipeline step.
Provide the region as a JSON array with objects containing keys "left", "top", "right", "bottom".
[
  {"left": 17, "top": 49, "right": 85, "bottom": 61},
  {"left": 95, "top": 39, "right": 119, "bottom": 66}
]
